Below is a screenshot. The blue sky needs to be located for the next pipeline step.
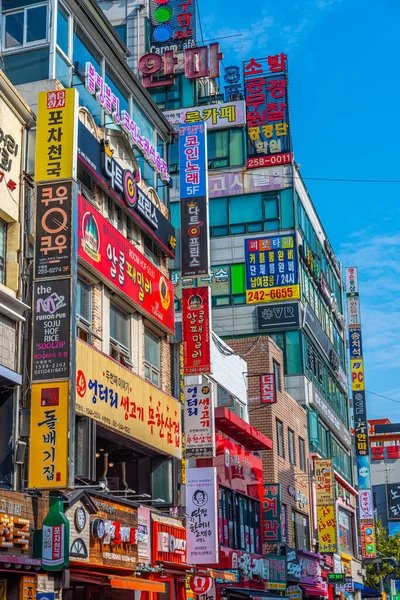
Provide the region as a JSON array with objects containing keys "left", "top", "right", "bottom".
[{"left": 199, "top": 0, "right": 400, "bottom": 420}]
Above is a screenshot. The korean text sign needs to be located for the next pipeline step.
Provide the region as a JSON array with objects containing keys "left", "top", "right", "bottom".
[
  {"left": 28, "top": 381, "right": 69, "bottom": 489},
  {"left": 265, "top": 555, "right": 286, "bottom": 590},
  {"left": 182, "top": 287, "right": 211, "bottom": 375},
  {"left": 244, "top": 234, "right": 299, "bottom": 305},
  {"left": 359, "top": 490, "right": 374, "bottom": 520},
  {"left": 263, "top": 484, "right": 281, "bottom": 543},
  {"left": 260, "top": 374, "right": 277, "bottom": 404},
  {"left": 317, "top": 505, "right": 337, "bottom": 553},
  {"left": 35, "top": 89, "right": 78, "bottom": 182},
  {"left": 75, "top": 340, "right": 182, "bottom": 458},
  {"left": 243, "top": 54, "right": 291, "bottom": 169},
  {"left": 354, "top": 421, "right": 369, "bottom": 456},
  {"left": 149, "top": 0, "right": 197, "bottom": 51},
  {"left": 78, "top": 195, "right": 174, "bottom": 334},
  {"left": 179, "top": 122, "right": 207, "bottom": 199},
  {"left": 164, "top": 101, "right": 246, "bottom": 130},
  {"left": 186, "top": 467, "right": 218, "bottom": 564},
  {"left": 315, "top": 459, "right": 334, "bottom": 505},
  {"left": 184, "top": 383, "right": 215, "bottom": 458},
  {"left": 387, "top": 484, "right": 400, "bottom": 520}
]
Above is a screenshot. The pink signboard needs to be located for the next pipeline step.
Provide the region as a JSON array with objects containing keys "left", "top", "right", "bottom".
[{"left": 208, "top": 166, "right": 292, "bottom": 198}]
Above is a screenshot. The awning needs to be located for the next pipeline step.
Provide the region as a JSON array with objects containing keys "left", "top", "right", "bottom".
[
  {"left": 110, "top": 578, "right": 166, "bottom": 592},
  {"left": 215, "top": 407, "right": 273, "bottom": 450},
  {"left": 353, "top": 583, "right": 381, "bottom": 598},
  {"left": 299, "top": 585, "right": 328, "bottom": 598},
  {"left": 224, "top": 588, "right": 285, "bottom": 599}
]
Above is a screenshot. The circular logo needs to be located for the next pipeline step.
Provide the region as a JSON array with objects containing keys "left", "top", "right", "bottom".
[
  {"left": 190, "top": 577, "right": 212, "bottom": 595},
  {"left": 92, "top": 518, "right": 105, "bottom": 540},
  {"left": 159, "top": 276, "right": 171, "bottom": 311},
  {"left": 192, "top": 489, "right": 208, "bottom": 507},
  {"left": 123, "top": 169, "right": 137, "bottom": 208},
  {"left": 202, "top": 386, "right": 210, "bottom": 394},
  {"left": 188, "top": 224, "right": 200, "bottom": 237},
  {"left": 76, "top": 370, "right": 87, "bottom": 397}
]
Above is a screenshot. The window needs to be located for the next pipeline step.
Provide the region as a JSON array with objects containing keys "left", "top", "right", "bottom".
[
  {"left": 4, "top": 3, "right": 48, "bottom": 50},
  {"left": 292, "top": 511, "right": 310, "bottom": 550},
  {"left": 209, "top": 193, "right": 280, "bottom": 237},
  {"left": 56, "top": 3, "right": 70, "bottom": 57},
  {"left": 0, "top": 220, "right": 6, "bottom": 285},
  {"left": 276, "top": 419, "right": 284, "bottom": 458},
  {"left": 143, "top": 233, "right": 161, "bottom": 267},
  {"left": 273, "top": 359, "right": 280, "bottom": 391},
  {"left": 76, "top": 279, "right": 92, "bottom": 343},
  {"left": 288, "top": 429, "right": 295, "bottom": 465},
  {"left": 144, "top": 329, "right": 160, "bottom": 386},
  {"left": 207, "top": 129, "right": 244, "bottom": 168},
  {"left": 110, "top": 304, "right": 132, "bottom": 366},
  {"left": 219, "top": 487, "right": 261, "bottom": 554},
  {"left": 338, "top": 509, "right": 355, "bottom": 556},
  {"left": 299, "top": 437, "right": 306, "bottom": 472},
  {"left": 114, "top": 23, "right": 127, "bottom": 44}
]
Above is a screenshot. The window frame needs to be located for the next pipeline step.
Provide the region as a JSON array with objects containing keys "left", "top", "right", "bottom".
[
  {"left": 299, "top": 437, "right": 306, "bottom": 472},
  {"left": 109, "top": 303, "right": 132, "bottom": 367},
  {"left": 144, "top": 328, "right": 161, "bottom": 387},
  {"left": 292, "top": 510, "right": 310, "bottom": 551},
  {"left": 288, "top": 428, "right": 295, "bottom": 465},
  {"left": 0, "top": 219, "right": 6, "bottom": 285},
  {"left": 3, "top": 2, "right": 49, "bottom": 52},
  {"left": 276, "top": 419, "right": 284, "bottom": 458},
  {"left": 273, "top": 359, "right": 281, "bottom": 391}
]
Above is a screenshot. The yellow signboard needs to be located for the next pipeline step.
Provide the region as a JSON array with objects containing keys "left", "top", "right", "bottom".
[
  {"left": 315, "top": 458, "right": 334, "bottom": 505},
  {"left": 350, "top": 358, "right": 365, "bottom": 391},
  {"left": 317, "top": 505, "right": 337, "bottom": 553},
  {"left": 75, "top": 340, "right": 182, "bottom": 458},
  {"left": 28, "top": 381, "right": 69, "bottom": 489},
  {"left": 246, "top": 284, "right": 300, "bottom": 305},
  {"left": 35, "top": 88, "right": 78, "bottom": 182}
]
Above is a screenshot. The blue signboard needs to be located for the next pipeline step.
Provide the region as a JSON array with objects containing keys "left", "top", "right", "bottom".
[
  {"left": 244, "top": 234, "right": 299, "bottom": 304},
  {"left": 357, "top": 455, "right": 371, "bottom": 490},
  {"left": 179, "top": 122, "right": 207, "bottom": 199},
  {"left": 349, "top": 327, "right": 363, "bottom": 359},
  {"left": 37, "top": 594, "right": 56, "bottom": 600}
]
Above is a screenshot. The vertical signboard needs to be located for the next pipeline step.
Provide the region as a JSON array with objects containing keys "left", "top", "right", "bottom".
[
  {"left": 263, "top": 483, "right": 281, "bottom": 543},
  {"left": 179, "top": 122, "right": 210, "bottom": 277},
  {"left": 184, "top": 383, "right": 215, "bottom": 458},
  {"left": 28, "top": 382, "right": 69, "bottom": 488},
  {"left": 360, "top": 522, "right": 376, "bottom": 559},
  {"left": 186, "top": 467, "right": 218, "bottom": 564},
  {"left": 315, "top": 459, "right": 336, "bottom": 553},
  {"left": 317, "top": 505, "right": 337, "bottom": 553},
  {"left": 314, "top": 459, "right": 334, "bottom": 505},
  {"left": 149, "top": 0, "right": 197, "bottom": 53},
  {"left": 260, "top": 373, "right": 277, "bottom": 404},
  {"left": 243, "top": 54, "right": 292, "bottom": 169},
  {"left": 182, "top": 287, "right": 211, "bottom": 375},
  {"left": 31, "top": 88, "right": 78, "bottom": 488}
]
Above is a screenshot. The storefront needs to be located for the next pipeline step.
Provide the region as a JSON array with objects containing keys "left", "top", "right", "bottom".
[
  {"left": 65, "top": 492, "right": 166, "bottom": 600},
  {"left": 298, "top": 551, "right": 327, "bottom": 600},
  {"left": 151, "top": 513, "right": 189, "bottom": 600},
  {"left": 0, "top": 491, "right": 42, "bottom": 599}
]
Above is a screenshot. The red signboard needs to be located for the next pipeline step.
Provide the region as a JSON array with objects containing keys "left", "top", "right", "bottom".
[
  {"left": 214, "top": 433, "right": 263, "bottom": 498},
  {"left": 371, "top": 444, "right": 400, "bottom": 460},
  {"left": 260, "top": 374, "right": 276, "bottom": 404},
  {"left": 190, "top": 576, "right": 212, "bottom": 594},
  {"left": 182, "top": 287, "right": 211, "bottom": 375},
  {"left": 263, "top": 483, "right": 281, "bottom": 544},
  {"left": 246, "top": 152, "right": 292, "bottom": 169},
  {"left": 78, "top": 195, "right": 174, "bottom": 334},
  {"left": 152, "top": 521, "right": 187, "bottom": 565}
]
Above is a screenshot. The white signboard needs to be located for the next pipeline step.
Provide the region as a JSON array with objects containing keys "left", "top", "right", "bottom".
[
  {"left": 359, "top": 489, "right": 374, "bottom": 520},
  {"left": 347, "top": 296, "right": 361, "bottom": 327},
  {"left": 345, "top": 267, "right": 359, "bottom": 295},
  {"left": 184, "top": 384, "right": 215, "bottom": 458},
  {"left": 186, "top": 467, "right": 218, "bottom": 564}
]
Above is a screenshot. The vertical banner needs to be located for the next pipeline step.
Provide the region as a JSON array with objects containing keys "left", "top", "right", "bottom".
[
  {"left": 31, "top": 88, "right": 78, "bottom": 488},
  {"left": 184, "top": 383, "right": 215, "bottom": 458},
  {"left": 28, "top": 382, "right": 69, "bottom": 488},
  {"left": 260, "top": 373, "right": 277, "bottom": 404},
  {"left": 182, "top": 287, "right": 211, "bottom": 375},
  {"left": 34, "top": 88, "right": 78, "bottom": 182},
  {"left": 315, "top": 459, "right": 336, "bottom": 553},
  {"left": 263, "top": 483, "right": 281, "bottom": 543},
  {"left": 186, "top": 467, "right": 218, "bottom": 564},
  {"left": 179, "top": 122, "right": 210, "bottom": 277},
  {"left": 360, "top": 522, "right": 376, "bottom": 558},
  {"left": 317, "top": 505, "right": 337, "bottom": 553},
  {"left": 314, "top": 459, "right": 334, "bottom": 505}
]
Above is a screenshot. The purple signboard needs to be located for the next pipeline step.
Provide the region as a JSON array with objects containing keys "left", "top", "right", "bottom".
[{"left": 208, "top": 166, "right": 292, "bottom": 198}]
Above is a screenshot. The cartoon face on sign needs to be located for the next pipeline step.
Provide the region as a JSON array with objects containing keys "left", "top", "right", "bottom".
[{"left": 193, "top": 489, "right": 208, "bottom": 507}]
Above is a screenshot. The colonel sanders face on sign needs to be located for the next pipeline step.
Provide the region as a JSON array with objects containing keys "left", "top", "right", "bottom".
[{"left": 192, "top": 489, "right": 208, "bottom": 507}]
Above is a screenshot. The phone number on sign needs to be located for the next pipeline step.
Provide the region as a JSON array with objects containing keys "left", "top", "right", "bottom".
[
  {"left": 246, "top": 153, "right": 293, "bottom": 169},
  {"left": 246, "top": 284, "right": 300, "bottom": 304}
]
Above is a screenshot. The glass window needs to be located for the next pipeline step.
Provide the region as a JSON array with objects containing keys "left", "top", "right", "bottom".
[
  {"left": 292, "top": 511, "right": 310, "bottom": 550},
  {"left": 77, "top": 280, "right": 91, "bottom": 323},
  {"left": 26, "top": 4, "right": 46, "bottom": 42},
  {"left": 114, "top": 23, "right": 127, "bottom": 44},
  {"left": 210, "top": 197, "right": 228, "bottom": 227},
  {"left": 5, "top": 11, "right": 23, "bottom": 47},
  {"left": 273, "top": 359, "right": 280, "bottom": 391},
  {"left": 3, "top": 46, "right": 49, "bottom": 84},
  {"left": 4, "top": 4, "right": 47, "bottom": 49},
  {"left": 144, "top": 329, "right": 160, "bottom": 386},
  {"left": 338, "top": 509, "right": 355, "bottom": 556},
  {"left": 286, "top": 330, "right": 302, "bottom": 375},
  {"left": 288, "top": 429, "right": 295, "bottom": 465},
  {"left": 299, "top": 437, "right": 306, "bottom": 472},
  {"left": 105, "top": 65, "right": 129, "bottom": 128},
  {"left": 110, "top": 304, "right": 130, "bottom": 350},
  {"left": 208, "top": 129, "right": 244, "bottom": 168},
  {"left": 72, "top": 27, "right": 101, "bottom": 121},
  {"left": 56, "top": 51, "right": 71, "bottom": 87},
  {"left": 56, "top": 3, "right": 69, "bottom": 56},
  {"left": 276, "top": 419, "right": 284, "bottom": 458},
  {"left": 0, "top": 220, "right": 6, "bottom": 284},
  {"left": 230, "top": 194, "right": 261, "bottom": 225}
]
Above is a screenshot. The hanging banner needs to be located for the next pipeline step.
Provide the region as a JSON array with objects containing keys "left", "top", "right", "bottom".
[
  {"left": 350, "top": 358, "right": 365, "bottom": 391},
  {"left": 314, "top": 459, "right": 334, "bottom": 505},
  {"left": 360, "top": 522, "right": 376, "bottom": 558},
  {"left": 186, "top": 467, "right": 218, "bottom": 564},
  {"left": 184, "top": 383, "right": 215, "bottom": 458},
  {"left": 179, "top": 122, "right": 210, "bottom": 277},
  {"left": 35, "top": 88, "right": 78, "bottom": 182},
  {"left": 359, "top": 490, "right": 374, "bottom": 521},
  {"left": 244, "top": 234, "right": 299, "bottom": 304},
  {"left": 28, "top": 381, "right": 69, "bottom": 489},
  {"left": 260, "top": 373, "right": 277, "bottom": 404},
  {"left": 182, "top": 287, "right": 211, "bottom": 375},
  {"left": 346, "top": 296, "right": 361, "bottom": 327},
  {"left": 78, "top": 195, "right": 174, "bottom": 334},
  {"left": 349, "top": 327, "right": 363, "bottom": 360},
  {"left": 354, "top": 421, "right": 369, "bottom": 456},
  {"left": 263, "top": 483, "right": 281, "bottom": 543},
  {"left": 317, "top": 505, "right": 337, "bottom": 553},
  {"left": 345, "top": 267, "right": 359, "bottom": 295},
  {"left": 356, "top": 455, "right": 371, "bottom": 490}
]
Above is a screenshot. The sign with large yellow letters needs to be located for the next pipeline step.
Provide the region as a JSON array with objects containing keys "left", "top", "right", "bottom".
[
  {"left": 28, "top": 381, "right": 69, "bottom": 489},
  {"left": 75, "top": 340, "right": 182, "bottom": 458},
  {"left": 35, "top": 88, "right": 78, "bottom": 182}
]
